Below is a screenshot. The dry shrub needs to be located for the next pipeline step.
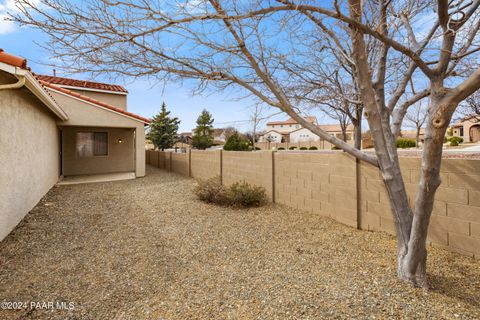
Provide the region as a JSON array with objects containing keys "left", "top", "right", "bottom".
[
  {"left": 194, "top": 176, "right": 229, "bottom": 205},
  {"left": 227, "top": 181, "right": 268, "bottom": 208},
  {"left": 194, "top": 178, "right": 268, "bottom": 208}
]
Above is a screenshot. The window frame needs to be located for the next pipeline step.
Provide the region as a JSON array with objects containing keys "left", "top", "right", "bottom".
[{"left": 76, "top": 131, "right": 109, "bottom": 158}]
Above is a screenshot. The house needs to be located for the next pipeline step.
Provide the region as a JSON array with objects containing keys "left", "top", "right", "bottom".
[
  {"left": 174, "top": 132, "right": 193, "bottom": 149},
  {"left": 259, "top": 116, "right": 354, "bottom": 144},
  {"left": 400, "top": 129, "right": 426, "bottom": 142},
  {"left": 450, "top": 115, "right": 480, "bottom": 142},
  {"left": 0, "top": 49, "right": 150, "bottom": 241},
  {"left": 259, "top": 117, "right": 318, "bottom": 143},
  {"left": 212, "top": 128, "right": 227, "bottom": 144}
]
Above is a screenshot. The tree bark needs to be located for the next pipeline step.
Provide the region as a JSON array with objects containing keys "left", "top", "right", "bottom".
[{"left": 416, "top": 126, "right": 421, "bottom": 148}]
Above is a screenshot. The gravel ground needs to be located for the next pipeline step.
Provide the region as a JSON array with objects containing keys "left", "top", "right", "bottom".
[{"left": 0, "top": 166, "right": 479, "bottom": 319}]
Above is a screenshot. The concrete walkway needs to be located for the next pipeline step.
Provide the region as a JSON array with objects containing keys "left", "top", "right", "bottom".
[{"left": 57, "top": 172, "right": 135, "bottom": 185}]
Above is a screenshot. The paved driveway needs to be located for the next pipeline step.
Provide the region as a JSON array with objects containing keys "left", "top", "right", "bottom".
[{"left": 0, "top": 166, "right": 479, "bottom": 319}]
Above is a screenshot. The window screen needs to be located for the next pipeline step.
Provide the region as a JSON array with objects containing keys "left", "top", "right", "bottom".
[{"left": 76, "top": 132, "right": 108, "bottom": 157}]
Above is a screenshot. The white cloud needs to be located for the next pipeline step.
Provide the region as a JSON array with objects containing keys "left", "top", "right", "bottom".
[
  {"left": 0, "top": 0, "right": 40, "bottom": 35},
  {"left": 0, "top": 0, "right": 18, "bottom": 34}
]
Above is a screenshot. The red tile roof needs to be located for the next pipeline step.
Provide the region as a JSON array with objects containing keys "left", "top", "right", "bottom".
[
  {"left": 36, "top": 74, "right": 128, "bottom": 93},
  {"left": 0, "top": 49, "right": 27, "bottom": 69},
  {"left": 39, "top": 80, "right": 151, "bottom": 124}
]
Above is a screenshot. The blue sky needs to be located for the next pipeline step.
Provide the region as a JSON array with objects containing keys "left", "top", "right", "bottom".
[{"left": 0, "top": 0, "right": 298, "bottom": 133}]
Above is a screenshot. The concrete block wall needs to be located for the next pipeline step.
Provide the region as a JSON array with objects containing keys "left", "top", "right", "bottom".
[
  {"left": 275, "top": 152, "right": 357, "bottom": 228},
  {"left": 146, "top": 149, "right": 480, "bottom": 258},
  {"left": 360, "top": 158, "right": 480, "bottom": 258},
  {"left": 222, "top": 151, "right": 274, "bottom": 200},
  {"left": 191, "top": 150, "right": 221, "bottom": 179},
  {"left": 171, "top": 152, "right": 189, "bottom": 176}
]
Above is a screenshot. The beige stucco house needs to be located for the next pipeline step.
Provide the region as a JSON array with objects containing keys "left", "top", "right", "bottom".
[
  {"left": 259, "top": 117, "right": 355, "bottom": 143},
  {"left": 0, "top": 49, "right": 151, "bottom": 241},
  {"left": 451, "top": 115, "right": 480, "bottom": 142}
]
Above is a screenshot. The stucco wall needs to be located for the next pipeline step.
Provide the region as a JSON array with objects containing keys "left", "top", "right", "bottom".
[
  {"left": 50, "top": 90, "right": 146, "bottom": 177},
  {"left": 63, "top": 127, "right": 135, "bottom": 175},
  {"left": 68, "top": 88, "right": 127, "bottom": 111},
  {"left": 0, "top": 83, "right": 60, "bottom": 241},
  {"left": 289, "top": 128, "right": 320, "bottom": 143}
]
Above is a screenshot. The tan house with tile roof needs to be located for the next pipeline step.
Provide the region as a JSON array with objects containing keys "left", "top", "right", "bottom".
[
  {"left": 0, "top": 49, "right": 151, "bottom": 241},
  {"left": 451, "top": 115, "right": 480, "bottom": 142},
  {"left": 259, "top": 116, "right": 354, "bottom": 143}
]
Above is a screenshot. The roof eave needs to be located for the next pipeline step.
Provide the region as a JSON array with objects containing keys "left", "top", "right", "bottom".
[{"left": 0, "top": 62, "right": 69, "bottom": 121}]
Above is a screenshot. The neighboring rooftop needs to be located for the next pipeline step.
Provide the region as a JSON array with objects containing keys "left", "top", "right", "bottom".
[
  {"left": 36, "top": 74, "right": 128, "bottom": 94},
  {"left": 0, "top": 49, "right": 27, "bottom": 69},
  {"left": 266, "top": 116, "right": 318, "bottom": 126}
]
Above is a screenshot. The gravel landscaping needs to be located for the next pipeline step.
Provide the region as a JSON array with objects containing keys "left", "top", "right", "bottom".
[{"left": 1, "top": 166, "right": 479, "bottom": 319}]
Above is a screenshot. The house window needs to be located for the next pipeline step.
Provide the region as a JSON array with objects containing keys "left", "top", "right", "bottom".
[
  {"left": 76, "top": 132, "right": 108, "bottom": 157},
  {"left": 459, "top": 127, "right": 464, "bottom": 136}
]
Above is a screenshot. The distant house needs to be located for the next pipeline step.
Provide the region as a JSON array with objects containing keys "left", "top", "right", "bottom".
[
  {"left": 259, "top": 116, "right": 354, "bottom": 143},
  {"left": 451, "top": 115, "right": 480, "bottom": 142},
  {"left": 212, "top": 128, "right": 227, "bottom": 144},
  {"left": 400, "top": 129, "right": 426, "bottom": 142},
  {"left": 0, "top": 49, "right": 151, "bottom": 241},
  {"left": 174, "top": 132, "right": 193, "bottom": 149}
]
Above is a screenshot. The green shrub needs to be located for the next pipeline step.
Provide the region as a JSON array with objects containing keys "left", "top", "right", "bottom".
[
  {"left": 331, "top": 145, "right": 339, "bottom": 150},
  {"left": 309, "top": 146, "right": 318, "bottom": 150},
  {"left": 289, "top": 146, "right": 297, "bottom": 150},
  {"left": 223, "top": 132, "right": 252, "bottom": 151},
  {"left": 299, "top": 147, "right": 308, "bottom": 150},
  {"left": 194, "top": 176, "right": 229, "bottom": 205},
  {"left": 396, "top": 138, "right": 416, "bottom": 148},
  {"left": 227, "top": 181, "right": 268, "bottom": 208},
  {"left": 278, "top": 147, "right": 285, "bottom": 150},
  {"left": 448, "top": 136, "right": 463, "bottom": 146},
  {"left": 254, "top": 147, "right": 261, "bottom": 150}
]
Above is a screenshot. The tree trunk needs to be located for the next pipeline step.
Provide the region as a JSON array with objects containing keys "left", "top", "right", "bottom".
[
  {"left": 396, "top": 92, "right": 453, "bottom": 287},
  {"left": 416, "top": 126, "right": 421, "bottom": 148},
  {"left": 353, "top": 113, "right": 362, "bottom": 149}
]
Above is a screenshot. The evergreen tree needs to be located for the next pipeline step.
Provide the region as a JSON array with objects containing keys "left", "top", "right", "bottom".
[
  {"left": 148, "top": 102, "right": 180, "bottom": 151},
  {"left": 223, "top": 131, "right": 252, "bottom": 151},
  {"left": 192, "top": 109, "right": 214, "bottom": 150}
]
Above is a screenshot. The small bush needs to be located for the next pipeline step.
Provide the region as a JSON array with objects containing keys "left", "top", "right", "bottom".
[
  {"left": 309, "top": 146, "right": 318, "bottom": 150},
  {"left": 227, "top": 181, "right": 268, "bottom": 208},
  {"left": 396, "top": 138, "right": 416, "bottom": 148},
  {"left": 195, "top": 177, "right": 267, "bottom": 208},
  {"left": 194, "top": 176, "right": 229, "bottom": 205},
  {"left": 278, "top": 147, "right": 285, "bottom": 150},
  {"left": 331, "top": 145, "right": 339, "bottom": 150},
  {"left": 448, "top": 136, "right": 463, "bottom": 146},
  {"left": 289, "top": 146, "right": 297, "bottom": 150},
  {"left": 254, "top": 147, "right": 261, "bottom": 150},
  {"left": 299, "top": 147, "right": 308, "bottom": 150}
]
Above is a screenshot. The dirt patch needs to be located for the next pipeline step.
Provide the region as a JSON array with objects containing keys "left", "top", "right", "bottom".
[{"left": 0, "top": 166, "right": 479, "bottom": 319}]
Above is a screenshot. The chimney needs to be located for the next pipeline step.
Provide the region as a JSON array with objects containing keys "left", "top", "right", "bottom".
[{"left": 53, "top": 69, "right": 56, "bottom": 77}]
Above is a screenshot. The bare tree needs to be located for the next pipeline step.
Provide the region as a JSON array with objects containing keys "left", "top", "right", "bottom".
[
  {"left": 456, "top": 90, "right": 480, "bottom": 118},
  {"left": 404, "top": 100, "right": 429, "bottom": 147},
  {"left": 249, "top": 104, "right": 265, "bottom": 151},
  {"left": 13, "top": 0, "right": 480, "bottom": 287}
]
